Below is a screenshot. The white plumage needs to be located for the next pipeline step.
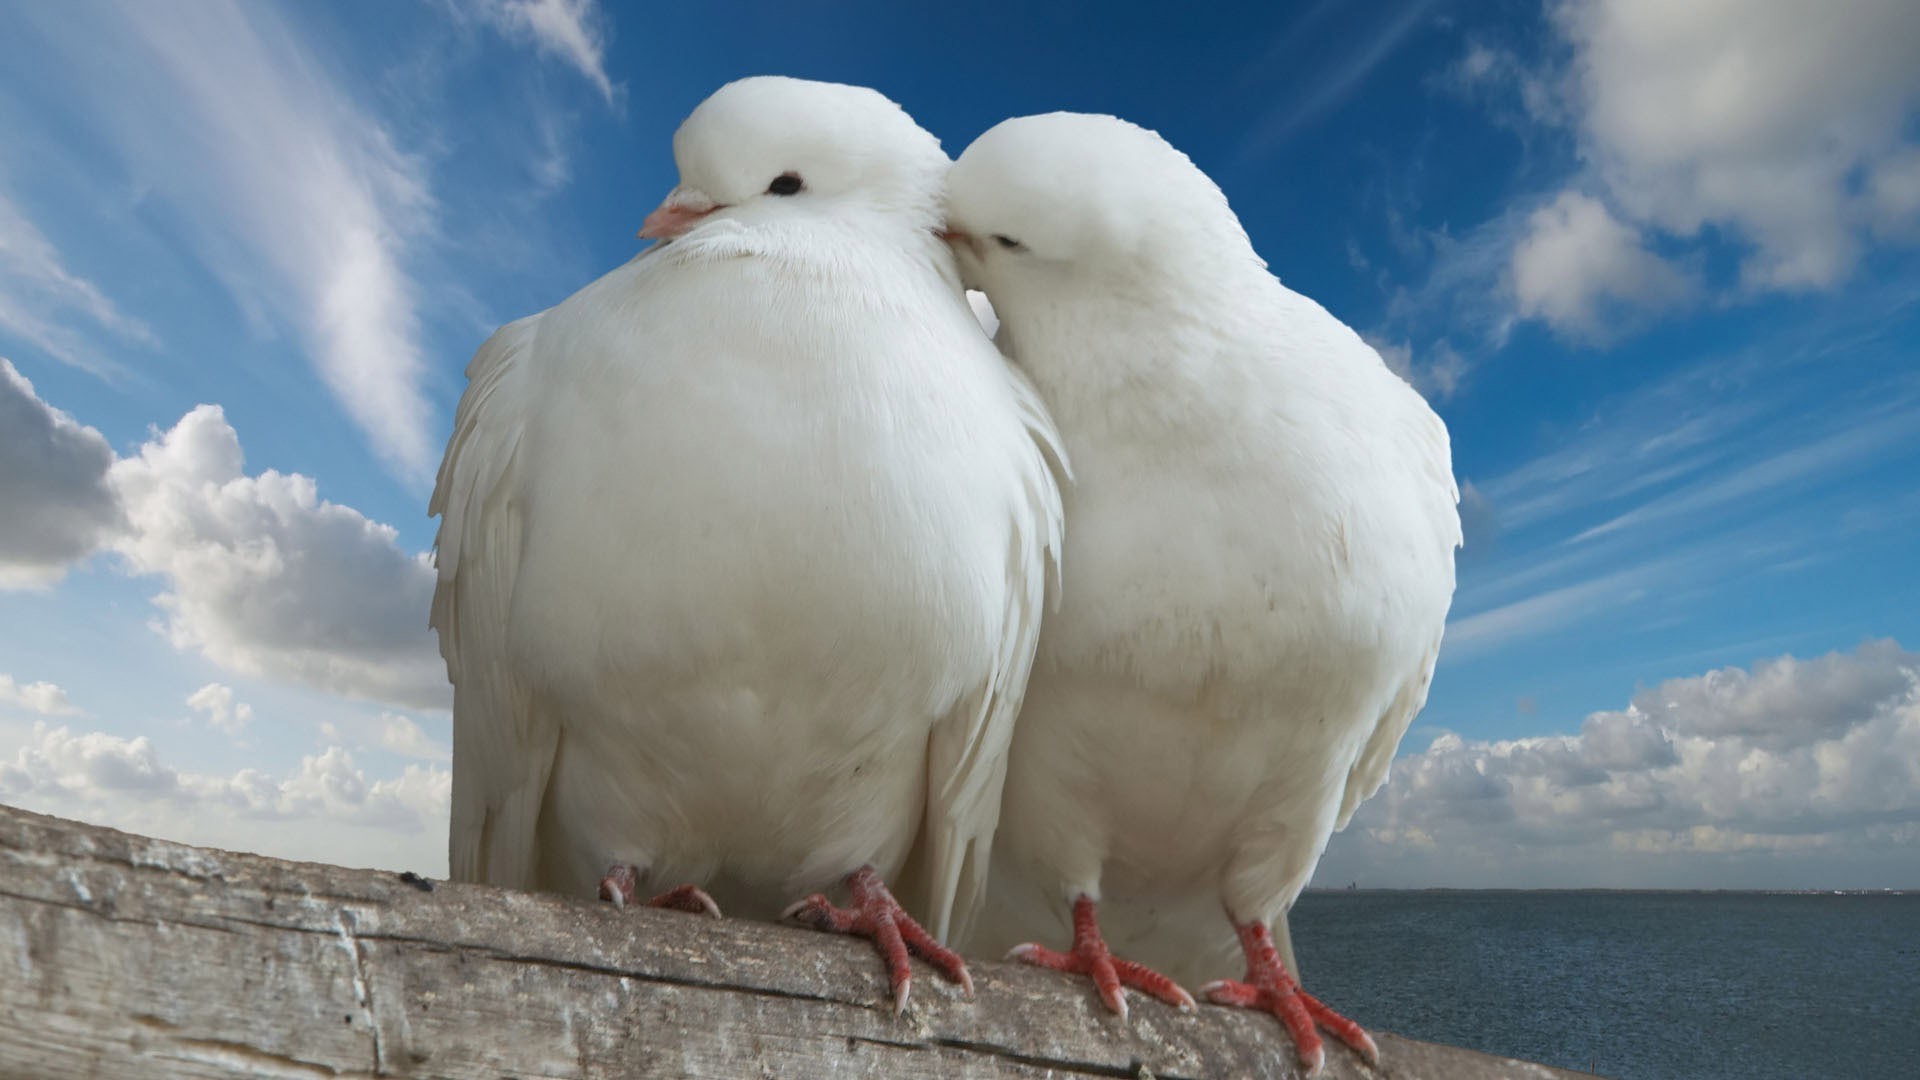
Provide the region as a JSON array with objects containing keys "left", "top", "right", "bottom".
[
  {"left": 944, "top": 113, "right": 1460, "bottom": 1071},
  {"left": 429, "top": 78, "right": 1065, "bottom": 984}
]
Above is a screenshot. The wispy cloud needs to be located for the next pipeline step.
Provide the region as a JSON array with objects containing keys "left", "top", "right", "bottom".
[
  {"left": 14, "top": 2, "right": 442, "bottom": 481},
  {"left": 471, "top": 0, "right": 622, "bottom": 110},
  {"left": 1371, "top": 336, "right": 1469, "bottom": 401},
  {"left": 1443, "top": 298, "right": 1920, "bottom": 659},
  {"left": 1238, "top": 0, "right": 1439, "bottom": 159},
  {"left": 1570, "top": 401, "right": 1920, "bottom": 544},
  {"left": 0, "top": 187, "right": 156, "bottom": 376},
  {"left": 1445, "top": 556, "right": 1675, "bottom": 658}
]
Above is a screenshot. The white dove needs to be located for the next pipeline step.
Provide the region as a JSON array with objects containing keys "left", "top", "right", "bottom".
[
  {"left": 944, "top": 113, "right": 1459, "bottom": 1073},
  {"left": 429, "top": 76, "right": 1066, "bottom": 1011}
]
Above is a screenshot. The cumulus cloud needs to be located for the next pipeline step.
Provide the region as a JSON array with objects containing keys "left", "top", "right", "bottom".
[
  {"left": 1559, "top": 0, "right": 1920, "bottom": 290},
  {"left": 1322, "top": 640, "right": 1920, "bottom": 887},
  {"left": 472, "top": 0, "right": 621, "bottom": 108},
  {"left": 0, "top": 675, "right": 81, "bottom": 717},
  {"left": 107, "top": 405, "right": 449, "bottom": 711},
  {"left": 1509, "top": 191, "right": 1691, "bottom": 337},
  {"left": 0, "top": 359, "right": 123, "bottom": 588},
  {"left": 377, "top": 713, "right": 450, "bottom": 761},
  {"left": 0, "top": 355, "right": 448, "bottom": 710},
  {"left": 184, "top": 683, "right": 253, "bottom": 736},
  {"left": 1432, "top": 2, "right": 1920, "bottom": 339},
  {"left": 0, "top": 721, "right": 450, "bottom": 872},
  {"left": 0, "top": 190, "right": 157, "bottom": 375}
]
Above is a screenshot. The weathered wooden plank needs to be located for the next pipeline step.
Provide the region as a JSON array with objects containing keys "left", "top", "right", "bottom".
[{"left": 0, "top": 804, "right": 1588, "bottom": 1079}]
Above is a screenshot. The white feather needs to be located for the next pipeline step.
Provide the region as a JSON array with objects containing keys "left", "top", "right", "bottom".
[
  {"left": 431, "top": 78, "right": 1065, "bottom": 935},
  {"left": 945, "top": 112, "right": 1460, "bottom": 987}
]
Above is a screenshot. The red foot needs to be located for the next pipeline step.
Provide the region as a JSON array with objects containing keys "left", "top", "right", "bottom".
[
  {"left": 1200, "top": 920, "right": 1378, "bottom": 1077},
  {"left": 1008, "top": 895, "right": 1196, "bottom": 1020},
  {"left": 597, "top": 864, "right": 722, "bottom": 917},
  {"left": 783, "top": 865, "right": 972, "bottom": 1013}
]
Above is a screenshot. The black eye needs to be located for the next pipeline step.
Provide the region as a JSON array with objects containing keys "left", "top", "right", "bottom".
[
  {"left": 767, "top": 173, "right": 803, "bottom": 196},
  {"left": 992, "top": 234, "right": 1024, "bottom": 251}
]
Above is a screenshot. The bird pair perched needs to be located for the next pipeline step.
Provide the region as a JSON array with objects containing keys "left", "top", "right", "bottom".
[{"left": 431, "top": 75, "right": 1460, "bottom": 1076}]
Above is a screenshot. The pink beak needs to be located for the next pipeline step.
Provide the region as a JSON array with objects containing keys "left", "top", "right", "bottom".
[
  {"left": 639, "top": 188, "right": 722, "bottom": 241},
  {"left": 939, "top": 226, "right": 983, "bottom": 260}
]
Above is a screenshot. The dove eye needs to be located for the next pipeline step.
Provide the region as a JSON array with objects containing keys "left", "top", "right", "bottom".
[
  {"left": 767, "top": 173, "right": 804, "bottom": 196},
  {"left": 992, "top": 234, "right": 1025, "bottom": 251}
]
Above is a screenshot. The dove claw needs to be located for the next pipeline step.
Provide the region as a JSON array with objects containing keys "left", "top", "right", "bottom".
[
  {"left": 599, "top": 867, "right": 722, "bottom": 917},
  {"left": 597, "top": 863, "right": 640, "bottom": 907},
  {"left": 782, "top": 893, "right": 842, "bottom": 928},
  {"left": 1008, "top": 895, "right": 1195, "bottom": 1019},
  {"left": 1204, "top": 920, "right": 1375, "bottom": 1075},
  {"left": 647, "top": 882, "right": 723, "bottom": 918},
  {"left": 786, "top": 865, "right": 970, "bottom": 1013}
]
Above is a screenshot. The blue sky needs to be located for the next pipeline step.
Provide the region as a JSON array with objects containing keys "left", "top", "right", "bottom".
[{"left": 2, "top": 0, "right": 1916, "bottom": 887}]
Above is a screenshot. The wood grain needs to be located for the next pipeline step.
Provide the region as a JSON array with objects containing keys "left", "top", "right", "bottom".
[{"left": 0, "top": 804, "right": 1589, "bottom": 1079}]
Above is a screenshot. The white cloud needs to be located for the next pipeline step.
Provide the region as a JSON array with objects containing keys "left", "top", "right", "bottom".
[
  {"left": 0, "top": 675, "right": 81, "bottom": 717},
  {"left": 1379, "top": 207, "right": 1526, "bottom": 354},
  {"left": 106, "top": 405, "right": 449, "bottom": 711},
  {"left": 0, "top": 723, "right": 175, "bottom": 798},
  {"left": 0, "top": 188, "right": 157, "bottom": 374},
  {"left": 1568, "top": 402, "right": 1920, "bottom": 543},
  {"left": 1868, "top": 147, "right": 1920, "bottom": 239},
  {"left": 1554, "top": 0, "right": 1920, "bottom": 291},
  {"left": 14, "top": 3, "right": 442, "bottom": 480},
  {"left": 1, "top": 353, "right": 448, "bottom": 710},
  {"left": 1444, "top": 558, "right": 1665, "bottom": 657},
  {"left": 185, "top": 683, "right": 253, "bottom": 736},
  {"left": 1321, "top": 641, "right": 1920, "bottom": 887},
  {"left": 473, "top": 0, "right": 621, "bottom": 109},
  {"left": 1443, "top": 41, "right": 1563, "bottom": 131},
  {"left": 1240, "top": 0, "right": 1439, "bottom": 155},
  {"left": 273, "top": 745, "right": 451, "bottom": 831},
  {"left": 0, "top": 359, "right": 123, "bottom": 589},
  {"left": 0, "top": 720, "right": 451, "bottom": 873},
  {"left": 1509, "top": 191, "right": 1691, "bottom": 337},
  {"left": 377, "top": 713, "right": 450, "bottom": 761},
  {"left": 1373, "top": 337, "right": 1468, "bottom": 401},
  {"left": 1417, "top": 2, "right": 1920, "bottom": 344}
]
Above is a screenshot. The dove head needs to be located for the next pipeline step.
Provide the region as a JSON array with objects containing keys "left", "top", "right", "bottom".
[
  {"left": 944, "top": 112, "right": 1263, "bottom": 308},
  {"left": 640, "top": 76, "right": 950, "bottom": 241}
]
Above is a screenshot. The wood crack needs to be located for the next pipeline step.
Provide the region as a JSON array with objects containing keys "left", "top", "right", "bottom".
[{"left": 1, "top": 804, "right": 1587, "bottom": 1080}]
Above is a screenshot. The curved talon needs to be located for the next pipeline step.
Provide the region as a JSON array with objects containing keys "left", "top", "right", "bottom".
[
  {"left": 782, "top": 893, "right": 836, "bottom": 925},
  {"left": 784, "top": 866, "right": 971, "bottom": 1013},
  {"left": 648, "top": 882, "right": 723, "bottom": 918},
  {"left": 1007, "top": 896, "right": 1195, "bottom": 1021},
  {"left": 1203, "top": 920, "right": 1374, "bottom": 1077},
  {"left": 599, "top": 865, "right": 722, "bottom": 917},
  {"left": 598, "top": 863, "right": 640, "bottom": 907}
]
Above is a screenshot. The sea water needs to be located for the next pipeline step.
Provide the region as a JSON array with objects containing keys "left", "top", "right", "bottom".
[{"left": 1289, "top": 890, "right": 1919, "bottom": 1079}]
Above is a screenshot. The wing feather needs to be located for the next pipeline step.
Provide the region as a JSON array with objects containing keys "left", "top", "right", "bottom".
[
  {"left": 1335, "top": 395, "right": 1460, "bottom": 831},
  {"left": 430, "top": 314, "right": 559, "bottom": 887},
  {"left": 916, "top": 363, "right": 1069, "bottom": 944}
]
